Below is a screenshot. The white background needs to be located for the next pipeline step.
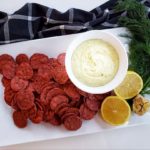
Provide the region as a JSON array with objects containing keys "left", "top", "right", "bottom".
[{"left": 0, "top": 0, "right": 150, "bottom": 149}]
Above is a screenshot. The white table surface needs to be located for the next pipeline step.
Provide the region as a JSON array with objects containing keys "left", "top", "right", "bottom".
[{"left": 0, "top": 0, "right": 150, "bottom": 149}]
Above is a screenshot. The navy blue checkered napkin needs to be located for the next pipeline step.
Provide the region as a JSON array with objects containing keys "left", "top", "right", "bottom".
[{"left": 0, "top": 0, "right": 149, "bottom": 45}]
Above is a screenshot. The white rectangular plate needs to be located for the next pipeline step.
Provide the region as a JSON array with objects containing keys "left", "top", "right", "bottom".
[{"left": 0, "top": 28, "right": 150, "bottom": 147}]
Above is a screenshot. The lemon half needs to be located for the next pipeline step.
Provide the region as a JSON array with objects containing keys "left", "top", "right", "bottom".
[
  {"left": 101, "top": 96, "right": 131, "bottom": 126},
  {"left": 114, "top": 71, "right": 143, "bottom": 99}
]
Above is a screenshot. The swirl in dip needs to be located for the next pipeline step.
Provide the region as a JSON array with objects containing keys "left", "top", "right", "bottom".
[{"left": 71, "top": 39, "right": 119, "bottom": 87}]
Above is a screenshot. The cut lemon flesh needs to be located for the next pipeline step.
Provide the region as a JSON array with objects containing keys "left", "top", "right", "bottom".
[
  {"left": 114, "top": 71, "right": 143, "bottom": 99},
  {"left": 101, "top": 96, "right": 131, "bottom": 126}
]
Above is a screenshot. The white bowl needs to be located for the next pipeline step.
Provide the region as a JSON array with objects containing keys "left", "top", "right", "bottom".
[{"left": 65, "top": 30, "right": 128, "bottom": 94}]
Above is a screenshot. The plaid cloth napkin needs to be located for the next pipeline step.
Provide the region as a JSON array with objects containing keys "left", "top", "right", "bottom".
[{"left": 0, "top": 0, "right": 149, "bottom": 45}]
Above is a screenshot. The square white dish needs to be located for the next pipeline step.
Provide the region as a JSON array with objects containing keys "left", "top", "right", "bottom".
[{"left": 0, "top": 28, "right": 150, "bottom": 147}]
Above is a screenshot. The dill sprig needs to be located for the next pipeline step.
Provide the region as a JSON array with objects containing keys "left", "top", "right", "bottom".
[
  {"left": 115, "top": 0, "right": 147, "bottom": 20},
  {"left": 115, "top": 0, "right": 150, "bottom": 95}
]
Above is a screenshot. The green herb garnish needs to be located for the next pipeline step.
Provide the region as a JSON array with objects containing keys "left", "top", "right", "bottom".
[{"left": 115, "top": 0, "right": 150, "bottom": 95}]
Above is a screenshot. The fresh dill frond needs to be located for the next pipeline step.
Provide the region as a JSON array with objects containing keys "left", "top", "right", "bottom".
[
  {"left": 119, "top": 17, "right": 150, "bottom": 49},
  {"left": 129, "top": 39, "right": 150, "bottom": 82},
  {"left": 115, "top": 0, "right": 147, "bottom": 20},
  {"left": 115, "top": 0, "right": 150, "bottom": 95},
  {"left": 141, "top": 76, "right": 150, "bottom": 94}
]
